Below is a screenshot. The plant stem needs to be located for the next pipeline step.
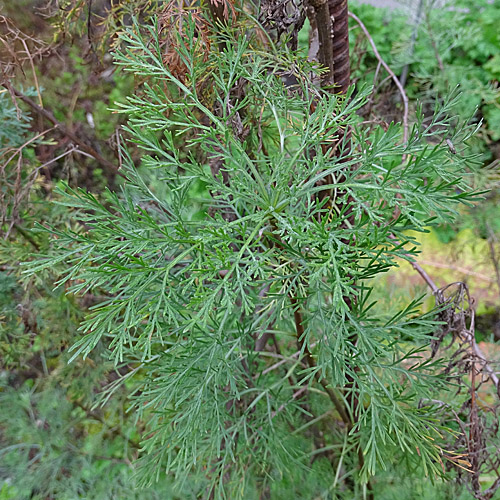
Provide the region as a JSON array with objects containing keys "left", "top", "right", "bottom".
[
  {"left": 289, "top": 295, "right": 351, "bottom": 426},
  {"left": 290, "top": 294, "right": 374, "bottom": 499},
  {"left": 310, "top": 0, "right": 335, "bottom": 87},
  {"left": 13, "top": 223, "right": 40, "bottom": 250},
  {"left": 4, "top": 85, "right": 123, "bottom": 178}
]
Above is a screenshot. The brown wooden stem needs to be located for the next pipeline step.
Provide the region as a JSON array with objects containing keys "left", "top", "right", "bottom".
[
  {"left": 290, "top": 295, "right": 351, "bottom": 426},
  {"left": 310, "top": 0, "right": 335, "bottom": 86},
  {"left": 4, "top": 85, "right": 124, "bottom": 178},
  {"left": 290, "top": 294, "right": 373, "bottom": 499}
]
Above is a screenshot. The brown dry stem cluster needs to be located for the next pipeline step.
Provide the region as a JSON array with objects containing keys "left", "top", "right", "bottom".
[{"left": 430, "top": 282, "right": 500, "bottom": 500}]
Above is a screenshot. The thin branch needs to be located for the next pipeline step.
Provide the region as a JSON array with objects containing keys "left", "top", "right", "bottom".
[
  {"left": 390, "top": 235, "right": 500, "bottom": 395},
  {"left": 270, "top": 387, "right": 308, "bottom": 419},
  {"left": 348, "top": 11, "right": 409, "bottom": 143},
  {"left": 365, "top": 61, "right": 382, "bottom": 117},
  {"left": 486, "top": 223, "right": 500, "bottom": 294},
  {"left": 410, "top": 259, "right": 439, "bottom": 293},
  {"left": 290, "top": 294, "right": 374, "bottom": 499},
  {"left": 36, "top": 145, "right": 80, "bottom": 170},
  {"left": 0, "top": 126, "right": 56, "bottom": 171},
  {"left": 470, "top": 337, "right": 500, "bottom": 394},
  {"left": 261, "top": 348, "right": 304, "bottom": 376},
  {"left": 20, "top": 38, "right": 42, "bottom": 108},
  {"left": 4, "top": 85, "right": 125, "bottom": 178},
  {"left": 289, "top": 296, "right": 351, "bottom": 426},
  {"left": 388, "top": 234, "right": 439, "bottom": 293},
  {"left": 418, "top": 259, "right": 496, "bottom": 284}
]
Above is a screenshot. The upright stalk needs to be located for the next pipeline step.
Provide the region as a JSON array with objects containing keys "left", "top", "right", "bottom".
[
  {"left": 308, "top": 3, "right": 373, "bottom": 497},
  {"left": 328, "top": 0, "right": 350, "bottom": 94}
]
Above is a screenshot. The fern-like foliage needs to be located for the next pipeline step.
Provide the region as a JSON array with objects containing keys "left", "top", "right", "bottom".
[{"left": 25, "top": 13, "right": 481, "bottom": 498}]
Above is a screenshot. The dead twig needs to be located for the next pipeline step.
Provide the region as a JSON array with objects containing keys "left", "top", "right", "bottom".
[
  {"left": 389, "top": 234, "right": 499, "bottom": 395},
  {"left": 417, "top": 259, "right": 496, "bottom": 285},
  {"left": 486, "top": 224, "right": 500, "bottom": 295},
  {"left": 388, "top": 234, "right": 438, "bottom": 293},
  {"left": 348, "top": 11, "right": 409, "bottom": 143},
  {"left": 3, "top": 86, "right": 124, "bottom": 178}
]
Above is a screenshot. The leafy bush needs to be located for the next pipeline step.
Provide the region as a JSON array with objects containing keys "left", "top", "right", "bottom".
[
  {"left": 20, "top": 9, "right": 484, "bottom": 498},
  {"left": 2, "top": 1, "right": 500, "bottom": 498}
]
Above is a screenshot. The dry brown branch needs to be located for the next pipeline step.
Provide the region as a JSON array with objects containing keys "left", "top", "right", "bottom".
[
  {"left": 410, "top": 258, "right": 439, "bottom": 293},
  {"left": 389, "top": 234, "right": 499, "bottom": 396},
  {"left": 436, "top": 283, "right": 499, "bottom": 393},
  {"left": 0, "top": 123, "right": 57, "bottom": 237},
  {"left": 486, "top": 224, "right": 500, "bottom": 294},
  {"left": 0, "top": 15, "right": 49, "bottom": 90},
  {"left": 20, "top": 38, "right": 42, "bottom": 108},
  {"left": 4, "top": 86, "right": 124, "bottom": 178},
  {"left": 418, "top": 259, "right": 497, "bottom": 284},
  {"left": 348, "top": 11, "right": 409, "bottom": 143},
  {"left": 388, "top": 234, "right": 438, "bottom": 293},
  {"left": 0, "top": 126, "right": 55, "bottom": 172},
  {"left": 432, "top": 282, "right": 500, "bottom": 499}
]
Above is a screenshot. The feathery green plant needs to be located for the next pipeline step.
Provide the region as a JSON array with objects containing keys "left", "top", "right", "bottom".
[{"left": 25, "top": 13, "right": 481, "bottom": 498}]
